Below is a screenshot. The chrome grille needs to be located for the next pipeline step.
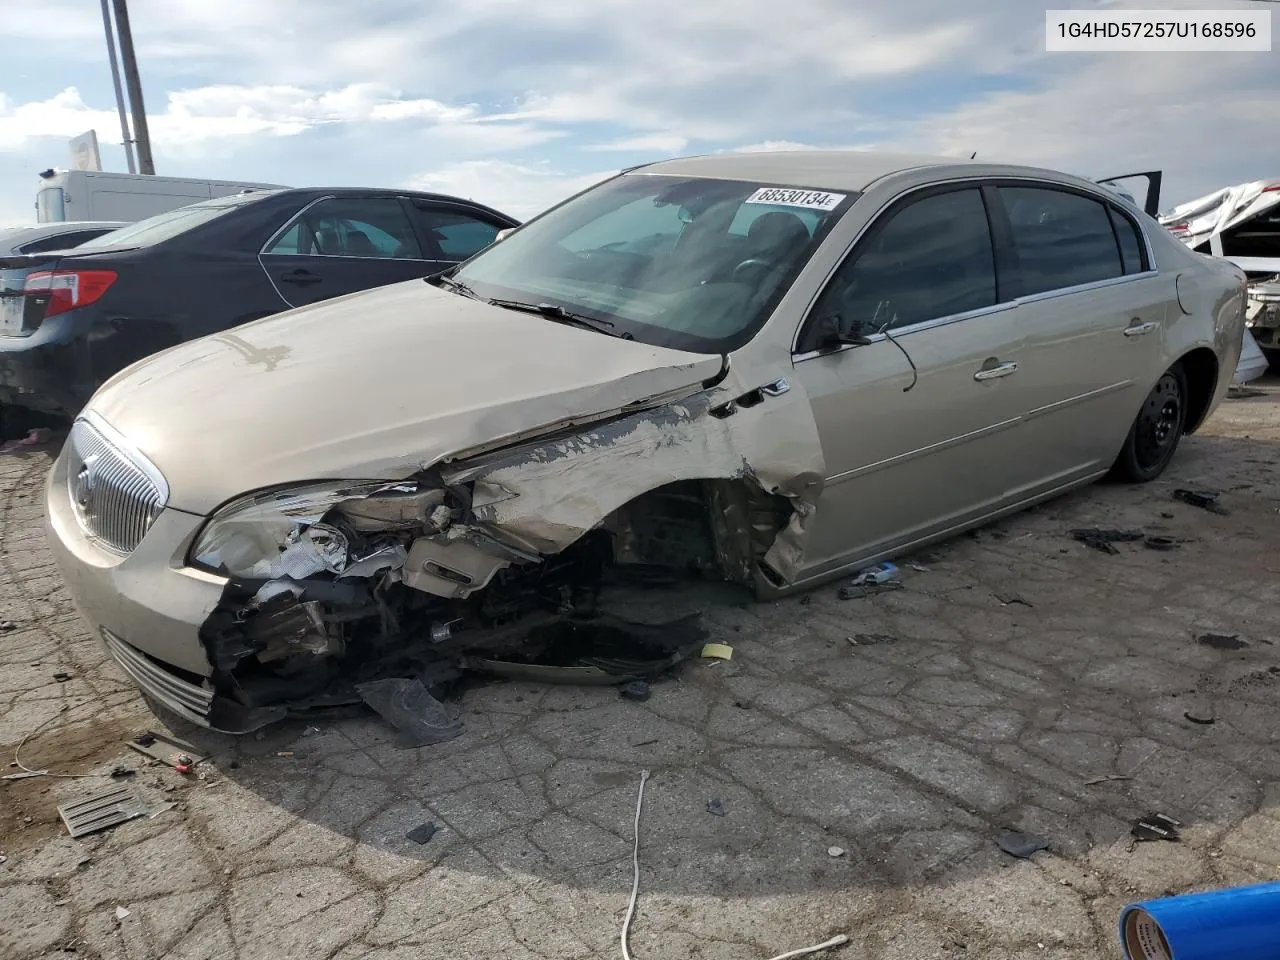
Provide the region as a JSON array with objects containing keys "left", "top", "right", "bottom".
[{"left": 66, "top": 414, "right": 168, "bottom": 555}]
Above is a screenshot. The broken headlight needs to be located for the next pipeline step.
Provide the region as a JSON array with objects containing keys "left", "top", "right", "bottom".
[{"left": 189, "top": 481, "right": 390, "bottom": 579}]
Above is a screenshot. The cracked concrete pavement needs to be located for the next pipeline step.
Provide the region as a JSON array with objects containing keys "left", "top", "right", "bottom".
[{"left": 2, "top": 379, "right": 1279, "bottom": 960}]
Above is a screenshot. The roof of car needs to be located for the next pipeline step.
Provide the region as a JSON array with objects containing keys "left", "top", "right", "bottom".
[{"left": 631, "top": 150, "right": 981, "bottom": 192}]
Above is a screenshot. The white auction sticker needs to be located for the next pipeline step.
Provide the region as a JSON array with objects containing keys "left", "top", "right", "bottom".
[
  {"left": 744, "top": 187, "right": 846, "bottom": 211},
  {"left": 1046, "top": 9, "right": 1270, "bottom": 51}
]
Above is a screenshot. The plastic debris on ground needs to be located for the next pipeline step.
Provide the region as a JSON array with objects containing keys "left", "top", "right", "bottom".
[
  {"left": 1071, "top": 528, "right": 1145, "bottom": 554},
  {"left": 846, "top": 634, "right": 896, "bottom": 646},
  {"left": 57, "top": 785, "right": 151, "bottom": 838},
  {"left": 1132, "top": 812, "right": 1182, "bottom": 842},
  {"left": 700, "top": 642, "right": 734, "bottom": 661},
  {"left": 355, "top": 677, "right": 463, "bottom": 748},
  {"left": 1197, "top": 633, "right": 1248, "bottom": 650},
  {"left": 707, "top": 798, "right": 727, "bottom": 817},
  {"left": 838, "top": 561, "right": 904, "bottom": 599},
  {"left": 406, "top": 822, "right": 439, "bottom": 844},
  {"left": 1143, "top": 536, "right": 1180, "bottom": 551},
  {"left": 128, "top": 731, "right": 205, "bottom": 768},
  {"left": 1184, "top": 710, "right": 1217, "bottom": 725},
  {"left": 827, "top": 846, "right": 846, "bottom": 858},
  {"left": 997, "top": 831, "right": 1051, "bottom": 859},
  {"left": 1173, "top": 489, "right": 1229, "bottom": 515},
  {"left": 995, "top": 594, "right": 1033, "bottom": 608},
  {"left": 619, "top": 680, "right": 651, "bottom": 701}
]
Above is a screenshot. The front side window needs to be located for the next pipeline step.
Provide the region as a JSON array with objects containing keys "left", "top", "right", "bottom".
[
  {"left": 1001, "top": 186, "right": 1124, "bottom": 295},
  {"left": 451, "top": 174, "right": 855, "bottom": 352},
  {"left": 806, "top": 188, "right": 997, "bottom": 341},
  {"left": 264, "top": 197, "right": 422, "bottom": 259}
]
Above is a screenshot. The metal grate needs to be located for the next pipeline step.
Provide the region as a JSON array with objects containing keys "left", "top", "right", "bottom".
[{"left": 66, "top": 415, "right": 166, "bottom": 555}]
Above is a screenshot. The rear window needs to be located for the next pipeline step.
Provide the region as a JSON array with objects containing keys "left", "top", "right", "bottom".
[{"left": 76, "top": 191, "right": 272, "bottom": 250}]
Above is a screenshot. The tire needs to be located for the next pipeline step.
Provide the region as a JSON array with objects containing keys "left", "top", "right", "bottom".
[{"left": 1109, "top": 365, "right": 1188, "bottom": 483}]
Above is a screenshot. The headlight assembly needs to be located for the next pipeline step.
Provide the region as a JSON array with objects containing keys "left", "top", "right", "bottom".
[{"left": 189, "top": 481, "right": 390, "bottom": 579}]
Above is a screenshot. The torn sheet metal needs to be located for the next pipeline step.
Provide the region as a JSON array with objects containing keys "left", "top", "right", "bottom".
[{"left": 440, "top": 381, "right": 826, "bottom": 590}]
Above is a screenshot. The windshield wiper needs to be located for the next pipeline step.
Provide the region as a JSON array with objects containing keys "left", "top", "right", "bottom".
[
  {"left": 426, "top": 272, "right": 482, "bottom": 301},
  {"left": 487, "top": 298, "right": 627, "bottom": 338}
]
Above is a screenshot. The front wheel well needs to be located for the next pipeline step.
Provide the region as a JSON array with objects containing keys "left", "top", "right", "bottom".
[{"left": 1175, "top": 347, "right": 1219, "bottom": 435}]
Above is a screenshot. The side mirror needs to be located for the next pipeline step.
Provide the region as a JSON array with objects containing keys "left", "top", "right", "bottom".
[{"left": 813, "top": 313, "right": 873, "bottom": 352}]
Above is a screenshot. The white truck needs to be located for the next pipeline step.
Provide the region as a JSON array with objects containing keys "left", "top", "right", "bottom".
[{"left": 35, "top": 169, "right": 288, "bottom": 224}]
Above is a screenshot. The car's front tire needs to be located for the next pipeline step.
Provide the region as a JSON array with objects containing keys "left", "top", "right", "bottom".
[{"left": 1109, "top": 365, "right": 1188, "bottom": 483}]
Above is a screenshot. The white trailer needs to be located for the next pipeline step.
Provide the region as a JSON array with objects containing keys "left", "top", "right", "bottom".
[{"left": 35, "top": 169, "right": 287, "bottom": 224}]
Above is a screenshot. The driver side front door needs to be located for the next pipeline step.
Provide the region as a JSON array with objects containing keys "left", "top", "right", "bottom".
[{"left": 788, "top": 184, "right": 1030, "bottom": 579}]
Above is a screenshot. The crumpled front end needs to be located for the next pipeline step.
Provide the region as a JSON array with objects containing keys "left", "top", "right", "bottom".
[{"left": 188, "top": 378, "right": 827, "bottom": 729}]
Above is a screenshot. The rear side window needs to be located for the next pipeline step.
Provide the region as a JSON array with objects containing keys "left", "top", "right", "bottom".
[
  {"left": 1108, "top": 207, "right": 1147, "bottom": 274},
  {"left": 809, "top": 187, "right": 997, "bottom": 336},
  {"left": 265, "top": 197, "right": 422, "bottom": 259},
  {"left": 411, "top": 205, "right": 503, "bottom": 260},
  {"left": 17, "top": 230, "right": 116, "bottom": 254},
  {"left": 1000, "top": 186, "right": 1123, "bottom": 295},
  {"left": 77, "top": 193, "right": 267, "bottom": 250}
]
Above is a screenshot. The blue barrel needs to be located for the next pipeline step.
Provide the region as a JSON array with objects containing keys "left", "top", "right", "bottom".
[{"left": 1119, "top": 882, "right": 1280, "bottom": 959}]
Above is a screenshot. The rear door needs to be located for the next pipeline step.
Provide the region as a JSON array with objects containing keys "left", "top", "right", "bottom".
[
  {"left": 992, "top": 182, "right": 1170, "bottom": 491},
  {"left": 258, "top": 195, "right": 432, "bottom": 307}
]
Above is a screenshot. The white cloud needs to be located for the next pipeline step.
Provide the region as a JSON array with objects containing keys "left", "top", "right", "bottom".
[
  {"left": 585, "top": 134, "right": 689, "bottom": 153},
  {"left": 408, "top": 160, "right": 618, "bottom": 220}
]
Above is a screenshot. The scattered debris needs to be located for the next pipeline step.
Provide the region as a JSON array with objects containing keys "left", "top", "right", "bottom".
[
  {"left": 173, "top": 755, "right": 196, "bottom": 774},
  {"left": 52, "top": 672, "right": 72, "bottom": 683},
  {"left": 1184, "top": 710, "right": 1217, "bottom": 725},
  {"left": 838, "top": 580, "right": 904, "bottom": 600},
  {"left": 356, "top": 677, "right": 463, "bottom": 748},
  {"left": 1, "top": 771, "right": 47, "bottom": 781},
  {"left": 997, "top": 831, "right": 1051, "bottom": 859},
  {"left": 1143, "top": 536, "right": 1180, "bottom": 551},
  {"left": 1085, "top": 774, "right": 1133, "bottom": 786},
  {"left": 1197, "top": 633, "right": 1248, "bottom": 651},
  {"left": 0, "top": 621, "right": 15, "bottom": 633},
  {"left": 58, "top": 785, "right": 151, "bottom": 838},
  {"left": 838, "top": 562, "right": 905, "bottom": 599},
  {"left": 1173, "top": 489, "right": 1229, "bottom": 515},
  {"left": 108, "top": 766, "right": 135, "bottom": 780},
  {"left": 467, "top": 613, "right": 707, "bottom": 684},
  {"left": 275, "top": 752, "right": 294, "bottom": 758},
  {"left": 700, "top": 643, "right": 734, "bottom": 661},
  {"left": 707, "top": 798, "right": 727, "bottom": 817},
  {"left": 128, "top": 731, "right": 205, "bottom": 769},
  {"left": 827, "top": 846, "right": 846, "bottom": 858},
  {"left": 1070, "top": 528, "right": 1144, "bottom": 554},
  {"left": 906, "top": 562, "right": 931, "bottom": 573},
  {"left": 114, "top": 906, "right": 130, "bottom": 921},
  {"left": 619, "top": 680, "right": 651, "bottom": 702},
  {"left": 846, "top": 634, "right": 896, "bottom": 646},
  {"left": 995, "top": 594, "right": 1033, "bottom": 608},
  {"left": 1131, "top": 812, "right": 1182, "bottom": 842},
  {"left": 406, "top": 822, "right": 438, "bottom": 844},
  {"left": 0, "top": 427, "right": 54, "bottom": 455}
]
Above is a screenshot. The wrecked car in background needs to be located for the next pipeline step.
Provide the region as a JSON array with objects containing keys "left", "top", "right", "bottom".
[
  {"left": 45, "top": 150, "right": 1248, "bottom": 733},
  {"left": 1160, "top": 178, "right": 1280, "bottom": 368}
]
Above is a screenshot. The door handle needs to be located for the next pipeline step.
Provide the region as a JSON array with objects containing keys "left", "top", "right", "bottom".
[
  {"left": 280, "top": 269, "right": 321, "bottom": 286},
  {"left": 974, "top": 361, "right": 1018, "bottom": 381},
  {"left": 1124, "top": 320, "right": 1157, "bottom": 337}
]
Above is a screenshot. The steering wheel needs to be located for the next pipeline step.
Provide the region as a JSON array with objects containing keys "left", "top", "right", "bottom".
[{"left": 732, "top": 258, "right": 775, "bottom": 282}]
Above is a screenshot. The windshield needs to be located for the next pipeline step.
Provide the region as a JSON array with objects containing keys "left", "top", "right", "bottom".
[
  {"left": 76, "top": 191, "right": 273, "bottom": 250},
  {"left": 451, "top": 174, "right": 855, "bottom": 352}
]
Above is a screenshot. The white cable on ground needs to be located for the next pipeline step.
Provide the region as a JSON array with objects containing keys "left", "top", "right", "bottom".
[{"left": 621, "top": 770, "right": 850, "bottom": 960}]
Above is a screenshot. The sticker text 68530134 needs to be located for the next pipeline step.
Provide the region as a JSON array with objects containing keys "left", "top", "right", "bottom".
[{"left": 744, "top": 187, "right": 847, "bottom": 212}]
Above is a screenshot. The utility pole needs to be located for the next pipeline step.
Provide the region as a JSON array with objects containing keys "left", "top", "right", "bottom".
[
  {"left": 99, "top": 0, "right": 136, "bottom": 173},
  {"left": 111, "top": 0, "right": 155, "bottom": 175}
]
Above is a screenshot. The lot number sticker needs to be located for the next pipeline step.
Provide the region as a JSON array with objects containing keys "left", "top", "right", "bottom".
[{"left": 744, "top": 187, "right": 846, "bottom": 211}]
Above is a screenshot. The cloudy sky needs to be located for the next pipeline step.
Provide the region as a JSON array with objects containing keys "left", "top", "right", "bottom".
[{"left": 0, "top": 0, "right": 1275, "bottom": 225}]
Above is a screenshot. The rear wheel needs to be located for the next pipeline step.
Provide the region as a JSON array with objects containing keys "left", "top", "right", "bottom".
[{"left": 1110, "top": 366, "right": 1188, "bottom": 483}]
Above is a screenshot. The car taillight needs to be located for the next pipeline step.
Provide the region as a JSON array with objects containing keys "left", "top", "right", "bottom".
[{"left": 24, "top": 269, "right": 117, "bottom": 319}]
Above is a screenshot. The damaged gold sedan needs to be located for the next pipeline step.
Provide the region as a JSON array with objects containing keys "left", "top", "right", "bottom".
[{"left": 44, "top": 150, "right": 1248, "bottom": 732}]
